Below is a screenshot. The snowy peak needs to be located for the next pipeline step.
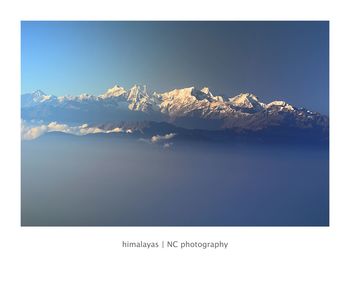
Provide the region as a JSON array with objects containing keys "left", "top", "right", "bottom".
[
  {"left": 267, "top": 101, "right": 294, "bottom": 111},
  {"left": 21, "top": 90, "right": 56, "bottom": 107},
  {"left": 201, "top": 87, "right": 217, "bottom": 99},
  {"left": 229, "top": 93, "right": 258, "bottom": 104},
  {"left": 56, "top": 93, "right": 98, "bottom": 103},
  {"left": 32, "top": 89, "right": 46, "bottom": 97},
  {"left": 128, "top": 84, "right": 149, "bottom": 100},
  {"left": 229, "top": 93, "right": 265, "bottom": 111},
  {"left": 77, "top": 93, "right": 96, "bottom": 101},
  {"left": 160, "top": 87, "right": 195, "bottom": 100},
  {"left": 155, "top": 86, "right": 229, "bottom": 118},
  {"left": 160, "top": 86, "right": 223, "bottom": 103},
  {"left": 100, "top": 84, "right": 126, "bottom": 99},
  {"left": 201, "top": 87, "right": 210, "bottom": 95},
  {"left": 31, "top": 90, "right": 54, "bottom": 102},
  {"left": 200, "top": 87, "right": 224, "bottom": 102},
  {"left": 194, "top": 87, "right": 215, "bottom": 101},
  {"left": 157, "top": 87, "right": 199, "bottom": 116},
  {"left": 124, "top": 84, "right": 152, "bottom": 111},
  {"left": 100, "top": 84, "right": 149, "bottom": 102}
]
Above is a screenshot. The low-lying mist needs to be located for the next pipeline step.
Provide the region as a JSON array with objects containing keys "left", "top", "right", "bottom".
[{"left": 21, "top": 134, "right": 329, "bottom": 226}]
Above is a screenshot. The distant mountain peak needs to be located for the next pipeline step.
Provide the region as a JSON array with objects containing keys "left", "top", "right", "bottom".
[
  {"left": 32, "top": 89, "right": 46, "bottom": 96},
  {"left": 130, "top": 84, "right": 147, "bottom": 91},
  {"left": 100, "top": 84, "right": 126, "bottom": 99},
  {"left": 109, "top": 84, "right": 124, "bottom": 91},
  {"left": 267, "top": 100, "right": 294, "bottom": 111},
  {"left": 228, "top": 93, "right": 265, "bottom": 110},
  {"left": 31, "top": 90, "right": 55, "bottom": 103},
  {"left": 128, "top": 84, "right": 149, "bottom": 100},
  {"left": 201, "top": 87, "right": 210, "bottom": 94},
  {"left": 200, "top": 87, "right": 215, "bottom": 97},
  {"left": 231, "top": 93, "right": 259, "bottom": 101}
]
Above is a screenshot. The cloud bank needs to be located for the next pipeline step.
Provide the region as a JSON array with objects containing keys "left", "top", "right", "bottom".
[{"left": 21, "top": 120, "right": 132, "bottom": 140}]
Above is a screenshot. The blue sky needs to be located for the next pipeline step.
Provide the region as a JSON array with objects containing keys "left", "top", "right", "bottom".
[{"left": 21, "top": 21, "right": 329, "bottom": 114}]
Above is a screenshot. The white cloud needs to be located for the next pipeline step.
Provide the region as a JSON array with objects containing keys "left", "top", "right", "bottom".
[
  {"left": 21, "top": 120, "right": 132, "bottom": 140},
  {"left": 138, "top": 133, "right": 176, "bottom": 146},
  {"left": 106, "top": 127, "right": 124, "bottom": 134},
  {"left": 150, "top": 133, "right": 176, "bottom": 144},
  {"left": 21, "top": 123, "right": 47, "bottom": 140},
  {"left": 47, "top": 122, "right": 69, "bottom": 132}
]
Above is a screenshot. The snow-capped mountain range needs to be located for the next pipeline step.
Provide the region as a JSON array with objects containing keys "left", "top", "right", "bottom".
[{"left": 21, "top": 84, "right": 328, "bottom": 132}]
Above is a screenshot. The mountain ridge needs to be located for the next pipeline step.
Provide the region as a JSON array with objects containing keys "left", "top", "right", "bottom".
[{"left": 21, "top": 83, "right": 329, "bottom": 132}]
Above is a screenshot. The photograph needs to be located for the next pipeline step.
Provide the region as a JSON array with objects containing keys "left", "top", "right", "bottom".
[{"left": 21, "top": 21, "right": 329, "bottom": 226}]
